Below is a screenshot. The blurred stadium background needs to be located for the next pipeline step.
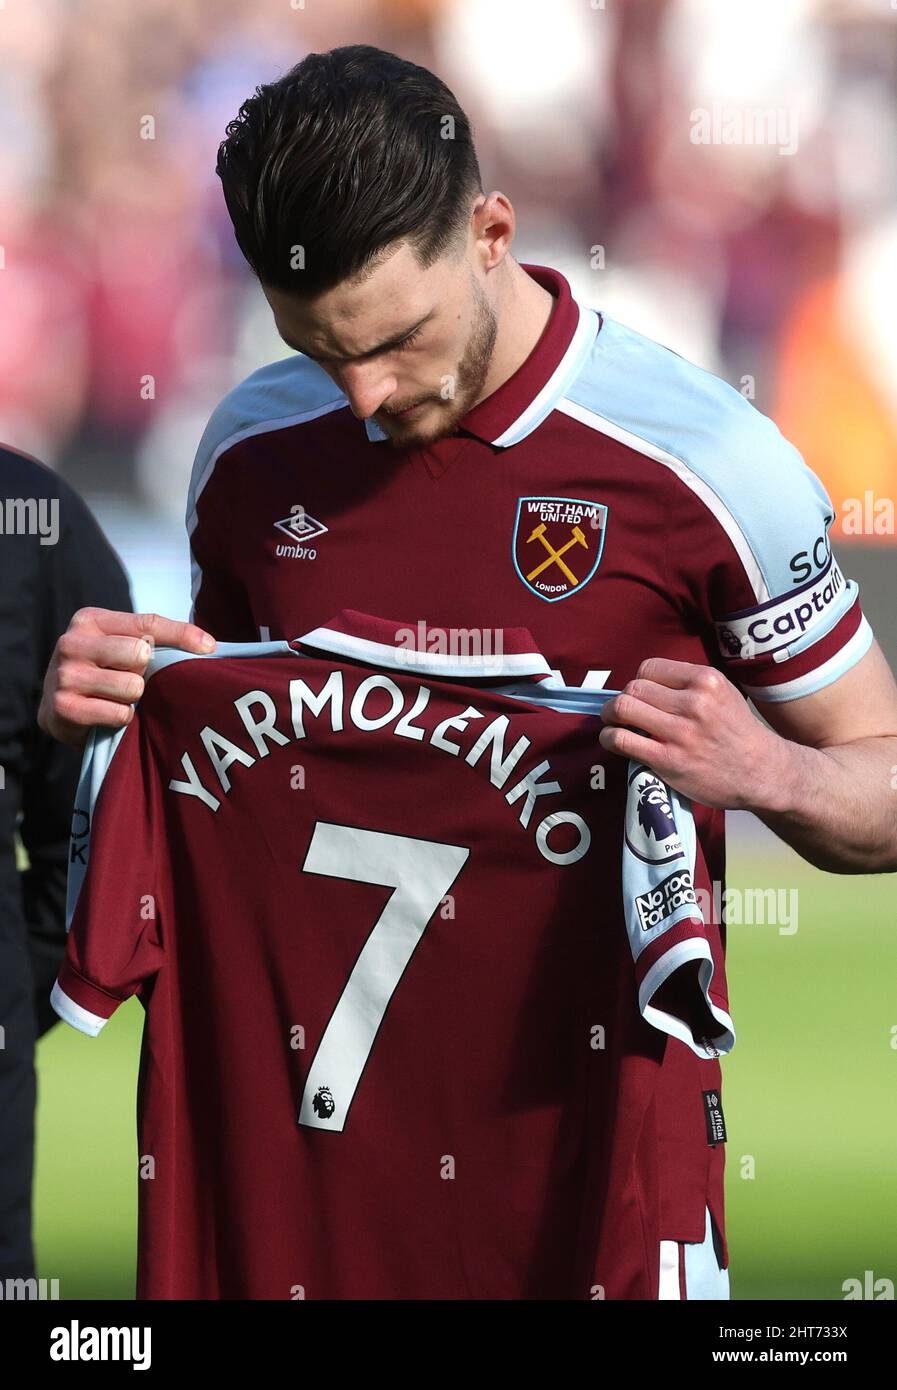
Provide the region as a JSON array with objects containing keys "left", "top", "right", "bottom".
[{"left": 1, "top": 0, "right": 894, "bottom": 1299}]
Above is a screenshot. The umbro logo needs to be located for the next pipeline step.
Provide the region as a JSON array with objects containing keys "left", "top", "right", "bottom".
[
  {"left": 274, "top": 507, "right": 328, "bottom": 559},
  {"left": 274, "top": 508, "right": 328, "bottom": 543}
]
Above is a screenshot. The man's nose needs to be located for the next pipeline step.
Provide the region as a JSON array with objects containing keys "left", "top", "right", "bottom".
[{"left": 337, "top": 362, "right": 398, "bottom": 419}]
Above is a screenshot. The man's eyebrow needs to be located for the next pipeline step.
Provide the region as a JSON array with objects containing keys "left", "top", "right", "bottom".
[{"left": 282, "top": 311, "right": 433, "bottom": 364}]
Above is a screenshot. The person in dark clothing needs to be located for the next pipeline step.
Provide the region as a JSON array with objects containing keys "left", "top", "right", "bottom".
[{"left": 0, "top": 443, "right": 132, "bottom": 1283}]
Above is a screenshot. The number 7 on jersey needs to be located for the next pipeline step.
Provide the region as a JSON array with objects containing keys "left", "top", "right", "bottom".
[{"left": 298, "top": 822, "right": 470, "bottom": 1131}]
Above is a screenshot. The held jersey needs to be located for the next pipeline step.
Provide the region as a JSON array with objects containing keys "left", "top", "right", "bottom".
[
  {"left": 184, "top": 260, "right": 874, "bottom": 1264},
  {"left": 52, "top": 610, "right": 734, "bottom": 1300}
]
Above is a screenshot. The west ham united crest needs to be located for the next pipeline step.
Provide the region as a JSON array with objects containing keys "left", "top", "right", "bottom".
[{"left": 512, "top": 496, "right": 607, "bottom": 602}]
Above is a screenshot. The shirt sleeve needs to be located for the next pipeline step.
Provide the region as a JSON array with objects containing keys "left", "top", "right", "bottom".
[
  {"left": 50, "top": 713, "right": 166, "bottom": 1037},
  {"left": 188, "top": 533, "right": 256, "bottom": 642},
  {"left": 185, "top": 406, "right": 258, "bottom": 642},
  {"left": 21, "top": 467, "right": 134, "bottom": 1037},
  {"left": 667, "top": 420, "right": 873, "bottom": 703},
  {"left": 622, "top": 761, "right": 734, "bottom": 1060}
]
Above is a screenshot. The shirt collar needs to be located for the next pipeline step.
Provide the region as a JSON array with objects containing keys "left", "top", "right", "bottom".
[
  {"left": 293, "top": 608, "right": 552, "bottom": 679},
  {"left": 363, "top": 263, "right": 601, "bottom": 448}
]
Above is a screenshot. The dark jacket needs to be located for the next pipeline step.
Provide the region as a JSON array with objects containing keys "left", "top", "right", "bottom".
[{"left": 0, "top": 443, "right": 132, "bottom": 1279}]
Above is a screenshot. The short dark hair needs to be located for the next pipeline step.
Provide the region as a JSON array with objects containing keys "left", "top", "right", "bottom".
[{"left": 216, "top": 45, "right": 484, "bottom": 297}]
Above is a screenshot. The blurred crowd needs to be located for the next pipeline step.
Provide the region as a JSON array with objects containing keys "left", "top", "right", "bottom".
[{"left": 1, "top": 0, "right": 895, "bottom": 546}]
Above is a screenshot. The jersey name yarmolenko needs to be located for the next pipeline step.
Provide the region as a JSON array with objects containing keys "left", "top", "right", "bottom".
[{"left": 168, "top": 670, "right": 593, "bottom": 866}]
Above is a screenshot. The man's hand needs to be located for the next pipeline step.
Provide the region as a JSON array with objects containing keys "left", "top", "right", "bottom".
[
  {"left": 598, "top": 657, "right": 788, "bottom": 810},
  {"left": 38, "top": 608, "right": 217, "bottom": 749},
  {"left": 599, "top": 644, "right": 897, "bottom": 872}
]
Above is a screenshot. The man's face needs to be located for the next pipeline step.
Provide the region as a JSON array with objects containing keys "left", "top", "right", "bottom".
[{"left": 262, "top": 240, "right": 498, "bottom": 449}]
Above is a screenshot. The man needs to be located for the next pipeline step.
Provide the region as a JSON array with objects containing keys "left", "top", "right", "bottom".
[
  {"left": 38, "top": 45, "right": 897, "bottom": 1299},
  {"left": 1, "top": 443, "right": 132, "bottom": 1285}
]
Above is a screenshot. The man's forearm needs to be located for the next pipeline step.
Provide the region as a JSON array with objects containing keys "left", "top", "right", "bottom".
[{"left": 749, "top": 733, "right": 897, "bottom": 874}]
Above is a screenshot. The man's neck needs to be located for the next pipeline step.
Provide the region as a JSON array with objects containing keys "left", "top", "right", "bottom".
[{"left": 482, "top": 259, "right": 556, "bottom": 401}]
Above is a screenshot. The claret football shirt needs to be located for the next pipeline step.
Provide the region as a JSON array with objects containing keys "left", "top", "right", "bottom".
[
  {"left": 52, "top": 610, "right": 733, "bottom": 1300},
  {"left": 184, "top": 261, "right": 874, "bottom": 1275}
]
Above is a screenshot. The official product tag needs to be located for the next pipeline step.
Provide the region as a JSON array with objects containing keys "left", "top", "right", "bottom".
[{"left": 702, "top": 1089, "right": 727, "bottom": 1145}]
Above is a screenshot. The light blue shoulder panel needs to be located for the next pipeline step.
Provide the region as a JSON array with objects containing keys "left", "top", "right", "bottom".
[
  {"left": 563, "top": 313, "right": 860, "bottom": 658},
  {"left": 186, "top": 354, "right": 347, "bottom": 536}
]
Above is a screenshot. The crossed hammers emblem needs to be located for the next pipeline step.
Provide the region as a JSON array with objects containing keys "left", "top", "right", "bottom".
[{"left": 525, "top": 522, "right": 589, "bottom": 586}]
